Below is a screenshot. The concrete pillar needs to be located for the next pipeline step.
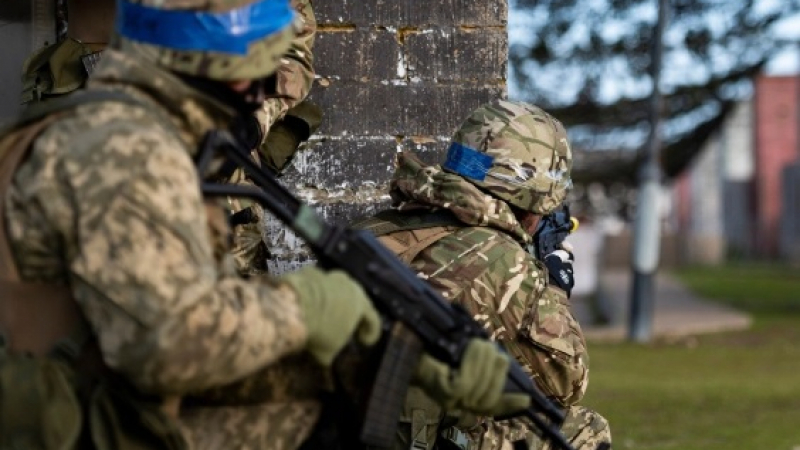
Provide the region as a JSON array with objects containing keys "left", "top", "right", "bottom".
[{"left": 267, "top": 0, "right": 508, "bottom": 273}]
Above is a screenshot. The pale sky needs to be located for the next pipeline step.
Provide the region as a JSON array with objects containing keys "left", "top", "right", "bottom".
[{"left": 508, "top": 0, "right": 800, "bottom": 102}]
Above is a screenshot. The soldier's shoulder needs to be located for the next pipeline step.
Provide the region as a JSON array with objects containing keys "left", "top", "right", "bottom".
[
  {"left": 429, "top": 226, "right": 541, "bottom": 278},
  {"left": 446, "top": 226, "right": 530, "bottom": 263},
  {"left": 32, "top": 96, "right": 185, "bottom": 173}
]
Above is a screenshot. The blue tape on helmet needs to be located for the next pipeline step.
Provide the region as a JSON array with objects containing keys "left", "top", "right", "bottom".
[
  {"left": 117, "top": 0, "right": 296, "bottom": 55},
  {"left": 442, "top": 142, "right": 494, "bottom": 181}
]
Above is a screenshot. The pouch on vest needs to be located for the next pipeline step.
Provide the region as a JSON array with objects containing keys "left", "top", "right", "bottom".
[
  {"left": 394, "top": 387, "right": 444, "bottom": 450},
  {"left": 0, "top": 353, "right": 82, "bottom": 450},
  {"left": 0, "top": 351, "right": 187, "bottom": 450},
  {"left": 0, "top": 91, "right": 187, "bottom": 450},
  {"left": 20, "top": 39, "right": 104, "bottom": 104}
]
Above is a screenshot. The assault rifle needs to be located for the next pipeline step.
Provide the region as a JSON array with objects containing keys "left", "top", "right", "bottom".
[
  {"left": 530, "top": 206, "right": 579, "bottom": 261},
  {"left": 196, "top": 129, "right": 604, "bottom": 450}
]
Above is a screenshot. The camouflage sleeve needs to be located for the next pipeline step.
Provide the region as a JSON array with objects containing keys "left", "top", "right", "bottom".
[
  {"left": 517, "top": 282, "right": 589, "bottom": 406},
  {"left": 42, "top": 115, "right": 309, "bottom": 395},
  {"left": 467, "top": 249, "right": 589, "bottom": 407},
  {"left": 254, "top": 0, "right": 316, "bottom": 134}
]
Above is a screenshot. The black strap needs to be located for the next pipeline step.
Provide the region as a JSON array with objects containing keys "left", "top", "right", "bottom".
[{"left": 229, "top": 207, "right": 258, "bottom": 227}]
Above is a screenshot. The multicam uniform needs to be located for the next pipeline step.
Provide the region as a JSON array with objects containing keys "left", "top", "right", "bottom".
[{"left": 356, "top": 101, "right": 611, "bottom": 450}]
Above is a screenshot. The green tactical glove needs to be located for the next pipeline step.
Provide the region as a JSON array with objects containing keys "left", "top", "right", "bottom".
[
  {"left": 282, "top": 266, "right": 382, "bottom": 366},
  {"left": 412, "top": 339, "right": 531, "bottom": 417},
  {"left": 260, "top": 100, "right": 323, "bottom": 173}
]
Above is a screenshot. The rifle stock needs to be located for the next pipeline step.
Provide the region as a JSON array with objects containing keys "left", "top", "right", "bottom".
[{"left": 197, "top": 130, "right": 582, "bottom": 450}]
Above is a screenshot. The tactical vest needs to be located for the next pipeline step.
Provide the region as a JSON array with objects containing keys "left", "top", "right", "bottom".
[
  {"left": 352, "top": 210, "right": 476, "bottom": 450},
  {"left": 0, "top": 91, "right": 186, "bottom": 450}
]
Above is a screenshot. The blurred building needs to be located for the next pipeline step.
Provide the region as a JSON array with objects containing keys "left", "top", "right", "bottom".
[{"left": 671, "top": 74, "right": 800, "bottom": 263}]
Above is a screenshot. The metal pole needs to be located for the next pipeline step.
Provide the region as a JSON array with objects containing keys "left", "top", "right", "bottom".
[{"left": 628, "top": 0, "right": 667, "bottom": 343}]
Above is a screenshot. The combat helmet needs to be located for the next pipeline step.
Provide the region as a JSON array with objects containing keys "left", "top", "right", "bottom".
[
  {"left": 113, "top": 0, "right": 299, "bottom": 81},
  {"left": 442, "top": 100, "right": 573, "bottom": 215}
]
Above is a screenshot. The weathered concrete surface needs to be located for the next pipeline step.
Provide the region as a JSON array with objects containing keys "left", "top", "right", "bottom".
[{"left": 268, "top": 0, "right": 508, "bottom": 273}]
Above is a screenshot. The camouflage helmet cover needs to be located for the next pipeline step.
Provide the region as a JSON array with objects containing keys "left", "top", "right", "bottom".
[
  {"left": 443, "top": 100, "right": 573, "bottom": 215},
  {"left": 113, "top": 0, "right": 299, "bottom": 81}
]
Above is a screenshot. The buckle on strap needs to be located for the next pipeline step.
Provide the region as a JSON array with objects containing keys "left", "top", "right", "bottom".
[
  {"left": 439, "top": 427, "right": 472, "bottom": 450},
  {"left": 410, "top": 409, "right": 428, "bottom": 450}
]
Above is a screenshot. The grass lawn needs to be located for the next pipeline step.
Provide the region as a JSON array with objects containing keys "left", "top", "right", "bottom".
[{"left": 580, "top": 263, "right": 800, "bottom": 450}]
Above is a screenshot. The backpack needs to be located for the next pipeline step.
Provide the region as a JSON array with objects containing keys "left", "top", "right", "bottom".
[
  {"left": 352, "top": 210, "right": 477, "bottom": 450},
  {"left": 0, "top": 91, "right": 187, "bottom": 450}
]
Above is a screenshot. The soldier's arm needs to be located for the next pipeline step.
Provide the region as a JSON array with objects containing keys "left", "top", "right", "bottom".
[
  {"left": 516, "top": 280, "right": 589, "bottom": 406},
  {"left": 58, "top": 122, "right": 311, "bottom": 395},
  {"left": 472, "top": 250, "right": 589, "bottom": 407}
]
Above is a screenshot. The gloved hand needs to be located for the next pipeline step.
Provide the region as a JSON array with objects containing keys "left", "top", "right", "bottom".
[
  {"left": 261, "top": 118, "right": 302, "bottom": 173},
  {"left": 282, "top": 266, "right": 382, "bottom": 366},
  {"left": 412, "top": 339, "right": 531, "bottom": 417},
  {"left": 261, "top": 101, "right": 323, "bottom": 173},
  {"left": 544, "top": 248, "right": 575, "bottom": 297}
]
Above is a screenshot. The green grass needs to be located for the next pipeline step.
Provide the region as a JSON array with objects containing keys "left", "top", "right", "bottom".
[{"left": 580, "top": 263, "right": 800, "bottom": 450}]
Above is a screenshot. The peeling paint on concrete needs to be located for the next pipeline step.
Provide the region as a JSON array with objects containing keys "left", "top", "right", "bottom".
[{"left": 265, "top": 0, "right": 508, "bottom": 273}]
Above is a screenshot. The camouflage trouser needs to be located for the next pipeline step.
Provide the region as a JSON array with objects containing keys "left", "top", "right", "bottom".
[{"left": 471, "top": 405, "right": 610, "bottom": 450}]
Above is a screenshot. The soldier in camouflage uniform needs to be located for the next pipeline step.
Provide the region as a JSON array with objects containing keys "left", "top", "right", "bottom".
[
  {"left": 354, "top": 100, "right": 612, "bottom": 450},
  {"left": 0, "top": 2, "right": 532, "bottom": 449},
  {"left": 21, "top": 0, "right": 320, "bottom": 276}
]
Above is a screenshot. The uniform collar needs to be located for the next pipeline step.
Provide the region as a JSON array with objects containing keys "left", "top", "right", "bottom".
[{"left": 390, "top": 152, "right": 532, "bottom": 245}]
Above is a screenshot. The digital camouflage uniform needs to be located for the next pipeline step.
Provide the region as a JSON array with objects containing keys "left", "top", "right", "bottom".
[
  {"left": 5, "top": 36, "right": 326, "bottom": 450},
  {"left": 19, "top": 0, "right": 319, "bottom": 277},
  {"left": 357, "top": 101, "right": 611, "bottom": 450}
]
